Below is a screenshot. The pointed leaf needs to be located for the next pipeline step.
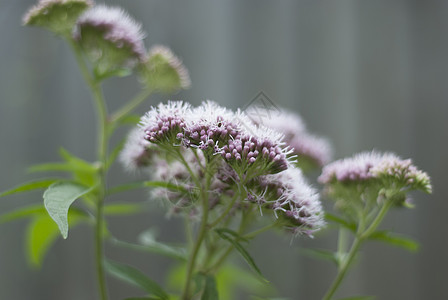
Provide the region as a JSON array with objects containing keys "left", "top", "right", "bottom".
[
  {"left": 369, "top": 231, "right": 419, "bottom": 252},
  {"left": 111, "top": 238, "right": 186, "bottom": 261},
  {"left": 300, "top": 248, "right": 339, "bottom": 265},
  {"left": 43, "top": 181, "right": 92, "bottom": 239},
  {"left": 201, "top": 275, "right": 219, "bottom": 300},
  {"left": 59, "top": 148, "right": 98, "bottom": 186},
  {"left": 124, "top": 298, "right": 161, "bottom": 300},
  {"left": 104, "top": 203, "right": 144, "bottom": 216},
  {"left": 138, "top": 229, "right": 186, "bottom": 260},
  {"left": 0, "top": 205, "right": 47, "bottom": 225},
  {"left": 0, "top": 178, "right": 59, "bottom": 198},
  {"left": 337, "top": 296, "right": 375, "bottom": 300},
  {"left": 215, "top": 228, "right": 266, "bottom": 281},
  {"left": 107, "top": 181, "right": 187, "bottom": 195},
  {"left": 0, "top": 204, "right": 87, "bottom": 225},
  {"left": 104, "top": 259, "right": 169, "bottom": 300},
  {"left": 325, "top": 213, "right": 356, "bottom": 232}
]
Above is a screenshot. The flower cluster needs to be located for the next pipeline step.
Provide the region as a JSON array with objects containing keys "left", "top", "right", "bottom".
[
  {"left": 318, "top": 151, "right": 432, "bottom": 211},
  {"left": 140, "top": 101, "right": 191, "bottom": 146},
  {"left": 119, "top": 127, "right": 154, "bottom": 172},
  {"left": 137, "top": 101, "right": 291, "bottom": 176},
  {"left": 122, "top": 100, "right": 324, "bottom": 235},
  {"left": 248, "top": 167, "right": 325, "bottom": 236},
  {"left": 246, "top": 107, "right": 332, "bottom": 170}
]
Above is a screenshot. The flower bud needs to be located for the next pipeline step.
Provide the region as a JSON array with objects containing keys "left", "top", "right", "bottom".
[
  {"left": 23, "top": 0, "right": 93, "bottom": 35},
  {"left": 74, "top": 5, "right": 146, "bottom": 78},
  {"left": 139, "top": 45, "right": 191, "bottom": 93}
]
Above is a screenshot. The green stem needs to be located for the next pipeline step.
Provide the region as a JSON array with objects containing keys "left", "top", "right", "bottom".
[
  {"left": 68, "top": 38, "right": 109, "bottom": 300},
  {"left": 323, "top": 200, "right": 393, "bottom": 300},
  {"left": 243, "top": 222, "right": 277, "bottom": 240},
  {"left": 181, "top": 162, "right": 212, "bottom": 300},
  {"left": 110, "top": 88, "right": 153, "bottom": 124},
  {"left": 322, "top": 234, "right": 363, "bottom": 300}
]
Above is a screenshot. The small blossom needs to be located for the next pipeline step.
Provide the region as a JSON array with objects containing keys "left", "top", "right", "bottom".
[
  {"left": 140, "top": 101, "right": 191, "bottom": 146},
  {"left": 318, "top": 151, "right": 386, "bottom": 184},
  {"left": 290, "top": 134, "right": 333, "bottom": 168},
  {"left": 119, "top": 127, "right": 154, "bottom": 172},
  {"left": 74, "top": 5, "right": 146, "bottom": 76},
  {"left": 246, "top": 107, "right": 306, "bottom": 139},
  {"left": 139, "top": 45, "right": 191, "bottom": 93},
  {"left": 23, "top": 0, "right": 93, "bottom": 35},
  {"left": 249, "top": 167, "right": 325, "bottom": 236},
  {"left": 225, "top": 119, "right": 292, "bottom": 176}
]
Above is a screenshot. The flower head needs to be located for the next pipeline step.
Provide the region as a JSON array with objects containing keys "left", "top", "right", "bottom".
[
  {"left": 74, "top": 5, "right": 146, "bottom": 77},
  {"left": 249, "top": 167, "right": 325, "bottom": 236},
  {"left": 23, "top": 0, "right": 92, "bottom": 35},
  {"left": 140, "top": 101, "right": 191, "bottom": 146},
  {"left": 139, "top": 45, "right": 191, "bottom": 93}
]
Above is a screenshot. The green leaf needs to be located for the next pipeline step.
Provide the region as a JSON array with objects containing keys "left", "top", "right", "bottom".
[
  {"left": 124, "top": 297, "right": 161, "bottom": 300},
  {"left": 215, "top": 228, "right": 266, "bottom": 281},
  {"left": 138, "top": 229, "right": 187, "bottom": 260},
  {"left": 299, "top": 248, "right": 339, "bottom": 265},
  {"left": 0, "top": 204, "right": 87, "bottom": 225},
  {"left": 104, "top": 203, "right": 144, "bottom": 216},
  {"left": 337, "top": 296, "right": 375, "bottom": 300},
  {"left": 43, "top": 181, "right": 92, "bottom": 239},
  {"left": 201, "top": 275, "right": 219, "bottom": 300},
  {"left": 369, "top": 231, "right": 419, "bottom": 252},
  {"left": 107, "top": 138, "right": 126, "bottom": 169},
  {"left": 104, "top": 259, "right": 169, "bottom": 300},
  {"left": 110, "top": 238, "right": 186, "bottom": 261},
  {"left": 325, "top": 213, "right": 356, "bottom": 232},
  {"left": 119, "top": 114, "right": 141, "bottom": 126},
  {"left": 0, "top": 205, "right": 46, "bottom": 225},
  {"left": 0, "top": 178, "right": 59, "bottom": 198},
  {"left": 26, "top": 211, "right": 85, "bottom": 267},
  {"left": 107, "top": 181, "right": 187, "bottom": 195}
]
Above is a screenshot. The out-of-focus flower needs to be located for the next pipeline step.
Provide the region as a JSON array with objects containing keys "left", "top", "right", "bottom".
[
  {"left": 318, "top": 151, "right": 432, "bottom": 210},
  {"left": 119, "top": 127, "right": 154, "bottom": 172},
  {"left": 23, "top": 0, "right": 93, "bottom": 35},
  {"left": 139, "top": 45, "right": 191, "bottom": 93},
  {"left": 247, "top": 107, "right": 332, "bottom": 170},
  {"left": 74, "top": 5, "right": 146, "bottom": 77},
  {"left": 248, "top": 167, "right": 325, "bottom": 237}
]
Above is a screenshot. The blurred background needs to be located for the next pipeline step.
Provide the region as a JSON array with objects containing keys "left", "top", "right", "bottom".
[{"left": 1, "top": 0, "right": 447, "bottom": 299}]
